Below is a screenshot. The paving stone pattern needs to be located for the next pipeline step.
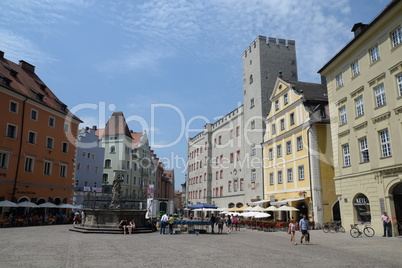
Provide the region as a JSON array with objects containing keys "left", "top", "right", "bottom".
[{"left": 0, "top": 225, "right": 401, "bottom": 267}]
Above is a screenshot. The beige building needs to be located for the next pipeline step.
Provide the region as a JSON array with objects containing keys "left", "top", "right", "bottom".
[
  {"left": 263, "top": 77, "right": 336, "bottom": 227},
  {"left": 318, "top": 0, "right": 402, "bottom": 236}
]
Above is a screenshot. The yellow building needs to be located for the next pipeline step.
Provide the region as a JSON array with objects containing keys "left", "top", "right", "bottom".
[
  {"left": 262, "top": 77, "right": 337, "bottom": 227},
  {"left": 318, "top": 0, "right": 402, "bottom": 236}
]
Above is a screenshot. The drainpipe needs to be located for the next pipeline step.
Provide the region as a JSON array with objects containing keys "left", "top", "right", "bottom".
[
  {"left": 306, "top": 124, "right": 314, "bottom": 221},
  {"left": 11, "top": 97, "right": 28, "bottom": 201}
]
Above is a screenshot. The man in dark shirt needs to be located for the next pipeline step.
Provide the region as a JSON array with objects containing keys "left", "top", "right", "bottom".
[{"left": 210, "top": 214, "right": 216, "bottom": 234}]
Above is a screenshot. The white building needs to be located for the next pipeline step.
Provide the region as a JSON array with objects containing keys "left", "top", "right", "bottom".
[{"left": 187, "top": 36, "right": 298, "bottom": 208}]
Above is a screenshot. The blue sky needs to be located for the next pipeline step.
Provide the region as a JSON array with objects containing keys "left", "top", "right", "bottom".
[{"left": 0, "top": 0, "right": 390, "bottom": 190}]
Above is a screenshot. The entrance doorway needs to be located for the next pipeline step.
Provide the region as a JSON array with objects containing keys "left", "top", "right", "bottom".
[
  {"left": 393, "top": 183, "right": 402, "bottom": 236},
  {"left": 332, "top": 201, "right": 341, "bottom": 221},
  {"left": 296, "top": 201, "right": 308, "bottom": 221}
]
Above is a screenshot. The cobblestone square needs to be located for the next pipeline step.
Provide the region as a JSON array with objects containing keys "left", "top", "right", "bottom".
[{"left": 0, "top": 225, "right": 401, "bottom": 268}]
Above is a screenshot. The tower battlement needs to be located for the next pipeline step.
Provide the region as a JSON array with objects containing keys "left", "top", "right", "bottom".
[{"left": 243, "top": 35, "right": 296, "bottom": 57}]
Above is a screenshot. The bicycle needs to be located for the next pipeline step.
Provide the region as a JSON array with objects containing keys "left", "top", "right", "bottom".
[
  {"left": 350, "top": 223, "right": 375, "bottom": 238},
  {"left": 322, "top": 222, "right": 331, "bottom": 233},
  {"left": 323, "top": 221, "right": 345, "bottom": 233},
  {"left": 332, "top": 221, "right": 345, "bottom": 233}
]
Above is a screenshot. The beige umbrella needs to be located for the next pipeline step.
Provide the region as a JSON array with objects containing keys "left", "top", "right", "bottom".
[
  {"left": 277, "top": 205, "right": 299, "bottom": 211},
  {"left": 265, "top": 206, "right": 278, "bottom": 211},
  {"left": 247, "top": 205, "right": 266, "bottom": 212}
]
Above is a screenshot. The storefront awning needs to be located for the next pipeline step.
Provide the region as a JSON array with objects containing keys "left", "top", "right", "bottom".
[
  {"left": 248, "top": 199, "right": 271, "bottom": 206},
  {"left": 271, "top": 197, "right": 307, "bottom": 206}
]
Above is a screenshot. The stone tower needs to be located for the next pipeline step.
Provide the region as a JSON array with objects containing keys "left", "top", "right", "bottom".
[{"left": 241, "top": 36, "right": 298, "bottom": 202}]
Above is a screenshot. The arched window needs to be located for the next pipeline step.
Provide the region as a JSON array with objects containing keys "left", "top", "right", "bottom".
[
  {"left": 103, "top": 173, "right": 108, "bottom": 182},
  {"left": 110, "top": 145, "right": 116, "bottom": 153},
  {"left": 249, "top": 75, "right": 253, "bottom": 84},
  {"left": 104, "top": 159, "right": 111, "bottom": 168},
  {"left": 353, "top": 193, "right": 371, "bottom": 222}
]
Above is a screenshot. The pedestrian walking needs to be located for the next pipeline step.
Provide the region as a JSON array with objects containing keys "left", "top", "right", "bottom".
[
  {"left": 160, "top": 212, "right": 169, "bottom": 235},
  {"left": 381, "top": 211, "right": 391, "bottom": 237},
  {"left": 225, "top": 215, "right": 232, "bottom": 234},
  {"left": 299, "top": 215, "right": 309, "bottom": 245},
  {"left": 217, "top": 216, "right": 224, "bottom": 233},
  {"left": 288, "top": 219, "right": 297, "bottom": 245},
  {"left": 73, "top": 211, "right": 80, "bottom": 226},
  {"left": 168, "top": 214, "right": 174, "bottom": 235},
  {"left": 233, "top": 215, "right": 238, "bottom": 231}
]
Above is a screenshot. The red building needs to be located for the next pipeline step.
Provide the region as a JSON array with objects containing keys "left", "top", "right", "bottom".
[{"left": 0, "top": 51, "right": 81, "bottom": 205}]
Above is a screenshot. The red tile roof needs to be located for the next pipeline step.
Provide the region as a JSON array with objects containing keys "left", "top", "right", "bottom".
[
  {"left": 131, "top": 132, "right": 143, "bottom": 148},
  {"left": 104, "top": 112, "right": 132, "bottom": 138},
  {"left": 0, "top": 52, "right": 81, "bottom": 122}
]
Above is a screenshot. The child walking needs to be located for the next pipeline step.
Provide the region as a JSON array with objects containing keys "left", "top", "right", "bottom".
[{"left": 289, "top": 219, "right": 297, "bottom": 245}]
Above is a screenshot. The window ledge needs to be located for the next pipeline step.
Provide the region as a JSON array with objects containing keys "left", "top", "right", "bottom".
[
  {"left": 370, "top": 58, "right": 381, "bottom": 67},
  {"left": 342, "top": 165, "right": 351, "bottom": 168},
  {"left": 374, "top": 104, "right": 387, "bottom": 110},
  {"left": 391, "top": 43, "right": 401, "bottom": 53},
  {"left": 380, "top": 156, "right": 392, "bottom": 160},
  {"left": 351, "top": 73, "right": 360, "bottom": 80},
  {"left": 359, "top": 161, "right": 370, "bottom": 165},
  {"left": 355, "top": 115, "right": 366, "bottom": 121}
]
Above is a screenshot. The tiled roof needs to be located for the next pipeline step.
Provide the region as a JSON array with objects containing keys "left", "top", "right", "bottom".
[
  {"left": 95, "top": 128, "right": 105, "bottom": 140},
  {"left": 0, "top": 52, "right": 81, "bottom": 122},
  {"left": 131, "top": 132, "right": 143, "bottom": 148},
  {"left": 104, "top": 112, "right": 132, "bottom": 138},
  {"left": 282, "top": 79, "right": 328, "bottom": 102}
]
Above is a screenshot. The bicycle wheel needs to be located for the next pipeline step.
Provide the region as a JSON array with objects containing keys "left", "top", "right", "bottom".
[
  {"left": 338, "top": 226, "right": 345, "bottom": 233},
  {"left": 350, "top": 228, "right": 360, "bottom": 238},
  {"left": 330, "top": 225, "right": 336, "bottom": 233},
  {"left": 364, "top": 227, "right": 375, "bottom": 237},
  {"left": 323, "top": 226, "right": 329, "bottom": 233}
]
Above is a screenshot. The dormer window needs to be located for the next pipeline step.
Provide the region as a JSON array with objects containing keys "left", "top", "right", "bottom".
[
  {"left": 3, "top": 65, "right": 18, "bottom": 77},
  {"left": 30, "top": 88, "right": 45, "bottom": 101},
  {"left": 0, "top": 75, "right": 11, "bottom": 86}
]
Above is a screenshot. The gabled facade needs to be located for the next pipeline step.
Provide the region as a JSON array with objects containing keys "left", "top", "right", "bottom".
[
  {"left": 97, "top": 112, "right": 158, "bottom": 200},
  {"left": 263, "top": 77, "right": 336, "bottom": 226},
  {"left": 318, "top": 0, "right": 402, "bottom": 236},
  {"left": 0, "top": 51, "right": 82, "bottom": 205}
]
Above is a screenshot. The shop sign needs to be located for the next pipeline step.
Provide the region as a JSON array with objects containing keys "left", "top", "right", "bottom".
[{"left": 353, "top": 197, "right": 369, "bottom": 206}]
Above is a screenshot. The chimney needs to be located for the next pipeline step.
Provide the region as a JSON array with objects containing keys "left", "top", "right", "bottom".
[
  {"left": 321, "top": 76, "right": 327, "bottom": 85},
  {"left": 92, "top": 125, "right": 97, "bottom": 130},
  {"left": 279, "top": 71, "right": 283, "bottom": 78},
  {"left": 0, "top": 51, "right": 4, "bottom": 59},
  {"left": 351, "top": 23, "right": 368, "bottom": 38},
  {"left": 19, "top": 60, "right": 35, "bottom": 73}
]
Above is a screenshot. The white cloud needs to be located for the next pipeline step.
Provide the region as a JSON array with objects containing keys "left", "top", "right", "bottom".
[
  {"left": 78, "top": 115, "right": 100, "bottom": 129},
  {"left": 98, "top": 0, "right": 353, "bottom": 81},
  {"left": 0, "top": 29, "right": 55, "bottom": 66}
]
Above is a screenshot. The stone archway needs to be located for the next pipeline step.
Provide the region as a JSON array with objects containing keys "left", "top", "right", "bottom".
[
  {"left": 236, "top": 203, "right": 243, "bottom": 208},
  {"left": 393, "top": 183, "right": 402, "bottom": 235},
  {"left": 53, "top": 197, "right": 62, "bottom": 205},
  {"left": 332, "top": 200, "right": 341, "bottom": 221},
  {"left": 36, "top": 198, "right": 46, "bottom": 205},
  {"left": 296, "top": 201, "right": 308, "bottom": 221}
]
